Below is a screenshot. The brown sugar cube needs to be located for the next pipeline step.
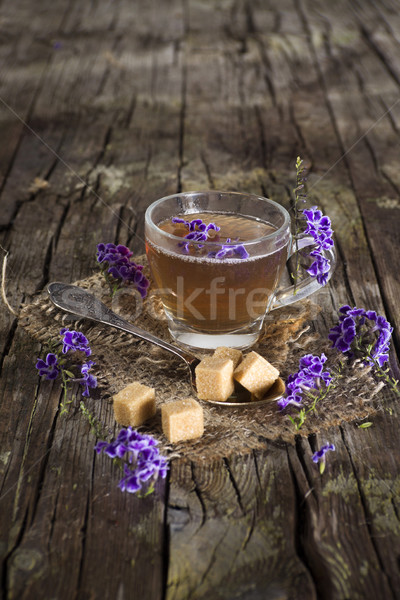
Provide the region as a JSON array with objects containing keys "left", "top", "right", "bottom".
[
  {"left": 233, "top": 351, "right": 279, "bottom": 399},
  {"left": 161, "top": 398, "right": 204, "bottom": 443},
  {"left": 113, "top": 382, "right": 156, "bottom": 427},
  {"left": 195, "top": 356, "right": 235, "bottom": 401},
  {"left": 213, "top": 346, "right": 243, "bottom": 369}
]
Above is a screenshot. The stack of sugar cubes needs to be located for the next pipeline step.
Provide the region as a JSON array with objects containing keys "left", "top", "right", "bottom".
[{"left": 112, "top": 347, "right": 280, "bottom": 443}]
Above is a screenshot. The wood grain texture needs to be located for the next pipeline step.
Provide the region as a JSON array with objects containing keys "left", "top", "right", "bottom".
[{"left": 0, "top": 0, "right": 399, "bottom": 599}]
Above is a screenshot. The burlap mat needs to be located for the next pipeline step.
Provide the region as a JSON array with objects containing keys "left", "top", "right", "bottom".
[{"left": 19, "top": 256, "right": 384, "bottom": 462}]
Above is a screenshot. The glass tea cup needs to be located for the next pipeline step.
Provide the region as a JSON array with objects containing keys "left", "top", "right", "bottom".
[{"left": 145, "top": 191, "right": 335, "bottom": 350}]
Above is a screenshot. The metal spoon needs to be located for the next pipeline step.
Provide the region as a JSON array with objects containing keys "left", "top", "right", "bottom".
[
  {"left": 47, "top": 282, "right": 285, "bottom": 405},
  {"left": 48, "top": 282, "right": 200, "bottom": 390}
]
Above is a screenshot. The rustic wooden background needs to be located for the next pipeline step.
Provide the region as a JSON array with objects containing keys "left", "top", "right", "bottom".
[{"left": 1, "top": 0, "right": 400, "bottom": 598}]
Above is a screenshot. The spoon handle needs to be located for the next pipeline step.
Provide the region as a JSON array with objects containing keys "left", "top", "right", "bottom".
[{"left": 47, "top": 282, "right": 198, "bottom": 366}]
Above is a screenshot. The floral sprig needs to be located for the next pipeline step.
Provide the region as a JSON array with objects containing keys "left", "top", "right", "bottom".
[
  {"left": 95, "top": 427, "right": 168, "bottom": 496},
  {"left": 278, "top": 304, "right": 398, "bottom": 432},
  {"left": 329, "top": 305, "right": 398, "bottom": 395},
  {"left": 292, "top": 156, "right": 308, "bottom": 285},
  {"left": 291, "top": 157, "right": 334, "bottom": 287},
  {"left": 172, "top": 217, "right": 249, "bottom": 259},
  {"left": 36, "top": 327, "right": 98, "bottom": 415},
  {"left": 312, "top": 443, "right": 335, "bottom": 474},
  {"left": 96, "top": 242, "right": 150, "bottom": 298},
  {"left": 35, "top": 331, "right": 168, "bottom": 496},
  {"left": 303, "top": 206, "right": 334, "bottom": 285},
  {"left": 278, "top": 353, "right": 335, "bottom": 430}
]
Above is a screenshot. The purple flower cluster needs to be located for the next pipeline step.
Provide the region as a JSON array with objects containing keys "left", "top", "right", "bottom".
[
  {"left": 328, "top": 305, "right": 393, "bottom": 368},
  {"left": 173, "top": 216, "right": 220, "bottom": 253},
  {"left": 278, "top": 353, "right": 332, "bottom": 410},
  {"left": 172, "top": 217, "right": 249, "bottom": 259},
  {"left": 96, "top": 242, "right": 150, "bottom": 298},
  {"left": 173, "top": 217, "right": 220, "bottom": 241},
  {"left": 95, "top": 427, "right": 168, "bottom": 494},
  {"left": 302, "top": 206, "right": 334, "bottom": 285},
  {"left": 35, "top": 328, "right": 97, "bottom": 397}
]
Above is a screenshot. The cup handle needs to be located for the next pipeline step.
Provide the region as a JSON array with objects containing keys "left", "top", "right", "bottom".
[{"left": 271, "top": 236, "right": 336, "bottom": 310}]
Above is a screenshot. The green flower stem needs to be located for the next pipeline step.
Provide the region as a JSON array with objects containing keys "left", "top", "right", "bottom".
[
  {"left": 59, "top": 369, "right": 73, "bottom": 416},
  {"left": 79, "top": 401, "right": 108, "bottom": 438},
  {"left": 100, "top": 268, "right": 120, "bottom": 298},
  {"left": 291, "top": 156, "right": 307, "bottom": 293},
  {"left": 288, "top": 379, "right": 337, "bottom": 431}
]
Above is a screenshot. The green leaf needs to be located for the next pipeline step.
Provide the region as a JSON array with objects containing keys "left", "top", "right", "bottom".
[
  {"left": 358, "top": 422, "right": 373, "bottom": 429},
  {"left": 319, "top": 461, "right": 326, "bottom": 475}
]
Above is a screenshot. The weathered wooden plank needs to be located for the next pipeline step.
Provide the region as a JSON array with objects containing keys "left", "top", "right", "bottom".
[
  {"left": 167, "top": 451, "right": 316, "bottom": 600},
  {"left": 0, "top": 334, "right": 60, "bottom": 580},
  {"left": 288, "top": 430, "right": 397, "bottom": 600},
  {"left": 0, "top": 3, "right": 187, "bottom": 600},
  {"left": 341, "top": 411, "right": 400, "bottom": 597},
  {"left": 293, "top": 0, "right": 400, "bottom": 348}
]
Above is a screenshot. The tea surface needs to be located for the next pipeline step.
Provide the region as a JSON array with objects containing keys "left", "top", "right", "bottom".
[
  {"left": 158, "top": 211, "right": 275, "bottom": 249},
  {"left": 146, "top": 211, "right": 287, "bottom": 332}
]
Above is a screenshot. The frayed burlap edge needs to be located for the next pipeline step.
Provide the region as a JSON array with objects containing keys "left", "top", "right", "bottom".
[{"left": 16, "top": 255, "right": 385, "bottom": 462}]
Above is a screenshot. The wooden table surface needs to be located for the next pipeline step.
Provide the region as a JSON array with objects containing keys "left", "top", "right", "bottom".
[{"left": 1, "top": 1, "right": 400, "bottom": 598}]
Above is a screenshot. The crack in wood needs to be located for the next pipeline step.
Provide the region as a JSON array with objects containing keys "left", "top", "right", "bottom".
[
  {"left": 359, "top": 23, "right": 400, "bottom": 89},
  {"left": 285, "top": 443, "right": 319, "bottom": 599},
  {"left": 223, "top": 458, "right": 245, "bottom": 515},
  {"left": 0, "top": 319, "right": 19, "bottom": 377},
  {"left": 186, "top": 528, "right": 229, "bottom": 600},
  {"left": 190, "top": 461, "right": 207, "bottom": 531}
]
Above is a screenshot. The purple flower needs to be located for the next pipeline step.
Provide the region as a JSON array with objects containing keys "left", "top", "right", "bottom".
[
  {"left": 172, "top": 217, "right": 188, "bottom": 225},
  {"left": 95, "top": 427, "right": 168, "bottom": 495},
  {"left": 79, "top": 361, "right": 97, "bottom": 397},
  {"left": 277, "top": 393, "right": 303, "bottom": 410},
  {"left": 60, "top": 327, "right": 91, "bottom": 357},
  {"left": 306, "top": 251, "right": 330, "bottom": 285},
  {"left": 118, "top": 464, "right": 141, "bottom": 493},
  {"left": 329, "top": 305, "right": 393, "bottom": 367},
  {"left": 96, "top": 242, "right": 150, "bottom": 298},
  {"left": 213, "top": 242, "right": 250, "bottom": 260},
  {"left": 312, "top": 443, "right": 335, "bottom": 463},
  {"left": 35, "top": 353, "right": 60, "bottom": 380},
  {"left": 233, "top": 244, "right": 250, "bottom": 259}
]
